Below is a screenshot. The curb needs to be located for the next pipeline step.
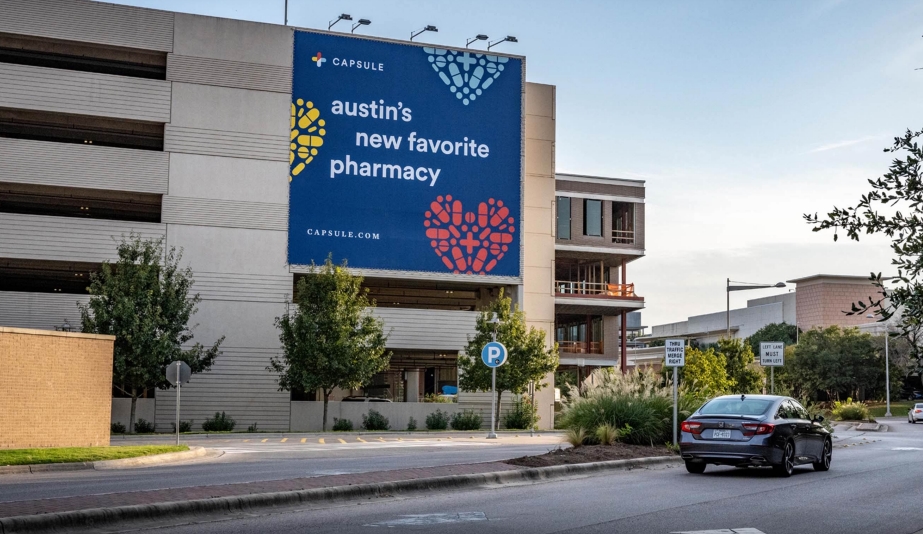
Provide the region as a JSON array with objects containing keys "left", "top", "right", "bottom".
[
  {"left": 0, "top": 455, "right": 681, "bottom": 533},
  {"left": 0, "top": 447, "right": 211, "bottom": 476}
]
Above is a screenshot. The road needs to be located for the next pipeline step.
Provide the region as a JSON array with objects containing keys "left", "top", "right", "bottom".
[
  {"left": 130, "top": 418, "right": 923, "bottom": 534},
  {"left": 0, "top": 433, "right": 563, "bottom": 502}
]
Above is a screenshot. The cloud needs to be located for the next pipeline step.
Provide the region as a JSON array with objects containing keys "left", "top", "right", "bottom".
[{"left": 807, "top": 136, "right": 879, "bottom": 154}]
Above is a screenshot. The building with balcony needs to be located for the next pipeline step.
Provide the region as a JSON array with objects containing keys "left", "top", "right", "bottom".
[{"left": 553, "top": 174, "right": 646, "bottom": 378}]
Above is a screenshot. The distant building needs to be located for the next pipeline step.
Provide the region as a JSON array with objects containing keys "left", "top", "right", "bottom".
[{"left": 644, "top": 274, "right": 882, "bottom": 345}]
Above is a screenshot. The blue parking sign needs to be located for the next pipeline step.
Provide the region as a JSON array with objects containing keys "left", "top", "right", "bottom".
[{"left": 481, "top": 342, "right": 508, "bottom": 368}]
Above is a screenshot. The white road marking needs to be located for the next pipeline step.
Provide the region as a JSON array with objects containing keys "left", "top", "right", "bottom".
[
  {"left": 218, "top": 442, "right": 493, "bottom": 454},
  {"left": 892, "top": 447, "right": 923, "bottom": 451},
  {"left": 672, "top": 529, "right": 766, "bottom": 534},
  {"left": 364, "top": 512, "right": 487, "bottom": 527}
]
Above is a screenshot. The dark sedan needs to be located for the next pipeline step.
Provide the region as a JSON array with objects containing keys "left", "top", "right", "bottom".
[{"left": 679, "top": 394, "right": 831, "bottom": 477}]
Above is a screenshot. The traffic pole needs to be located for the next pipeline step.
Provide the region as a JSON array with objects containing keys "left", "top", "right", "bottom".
[
  {"left": 175, "top": 361, "right": 181, "bottom": 446},
  {"left": 672, "top": 366, "right": 678, "bottom": 447}
]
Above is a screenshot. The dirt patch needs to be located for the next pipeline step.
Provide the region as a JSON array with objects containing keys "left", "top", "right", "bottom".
[{"left": 504, "top": 443, "right": 675, "bottom": 468}]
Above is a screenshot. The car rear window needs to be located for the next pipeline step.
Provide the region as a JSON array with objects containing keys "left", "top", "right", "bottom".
[
  {"left": 698, "top": 398, "right": 774, "bottom": 416},
  {"left": 916, "top": 404, "right": 923, "bottom": 409}
]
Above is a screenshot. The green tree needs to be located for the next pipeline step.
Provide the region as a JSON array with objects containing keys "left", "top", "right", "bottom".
[
  {"left": 681, "top": 346, "right": 732, "bottom": 398},
  {"left": 805, "top": 129, "right": 923, "bottom": 338},
  {"left": 457, "top": 291, "right": 559, "bottom": 419},
  {"left": 269, "top": 257, "right": 390, "bottom": 431},
  {"left": 747, "top": 323, "right": 799, "bottom": 355},
  {"left": 79, "top": 235, "right": 223, "bottom": 433},
  {"left": 717, "top": 338, "right": 763, "bottom": 394},
  {"left": 778, "top": 326, "right": 879, "bottom": 401}
]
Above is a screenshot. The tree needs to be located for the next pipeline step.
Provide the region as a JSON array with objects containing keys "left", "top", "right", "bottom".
[
  {"left": 805, "top": 129, "right": 923, "bottom": 339},
  {"left": 681, "top": 346, "right": 732, "bottom": 398},
  {"left": 747, "top": 323, "right": 799, "bottom": 355},
  {"left": 457, "top": 291, "right": 559, "bottom": 419},
  {"left": 717, "top": 338, "right": 763, "bottom": 394},
  {"left": 79, "top": 235, "right": 223, "bottom": 433},
  {"left": 269, "top": 257, "right": 390, "bottom": 431},
  {"left": 778, "top": 326, "right": 879, "bottom": 401}
]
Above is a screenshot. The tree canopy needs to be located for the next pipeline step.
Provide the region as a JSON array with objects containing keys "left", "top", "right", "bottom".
[
  {"left": 717, "top": 338, "right": 764, "bottom": 394},
  {"left": 270, "top": 257, "right": 390, "bottom": 430},
  {"left": 747, "top": 323, "right": 799, "bottom": 356},
  {"left": 776, "top": 326, "right": 879, "bottom": 401},
  {"left": 680, "top": 346, "right": 732, "bottom": 398},
  {"left": 805, "top": 129, "right": 923, "bottom": 337},
  {"left": 79, "top": 235, "right": 223, "bottom": 433},
  {"left": 457, "top": 291, "right": 559, "bottom": 419}
]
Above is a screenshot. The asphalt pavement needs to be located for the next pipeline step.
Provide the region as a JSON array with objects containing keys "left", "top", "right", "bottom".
[
  {"left": 124, "top": 417, "right": 923, "bottom": 534},
  {"left": 0, "top": 433, "right": 563, "bottom": 503}
]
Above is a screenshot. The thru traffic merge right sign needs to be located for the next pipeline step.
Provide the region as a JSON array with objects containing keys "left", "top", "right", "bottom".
[{"left": 665, "top": 339, "right": 685, "bottom": 367}]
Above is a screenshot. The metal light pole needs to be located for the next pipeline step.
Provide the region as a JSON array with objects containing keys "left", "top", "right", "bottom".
[
  {"left": 727, "top": 279, "right": 787, "bottom": 338},
  {"left": 869, "top": 314, "right": 892, "bottom": 417},
  {"left": 174, "top": 361, "right": 182, "bottom": 446}
]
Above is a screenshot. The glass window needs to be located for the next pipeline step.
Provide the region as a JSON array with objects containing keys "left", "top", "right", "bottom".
[
  {"left": 698, "top": 398, "right": 774, "bottom": 416},
  {"left": 790, "top": 400, "right": 809, "bottom": 420},
  {"left": 556, "top": 196, "right": 571, "bottom": 240},
  {"left": 584, "top": 199, "right": 602, "bottom": 236}
]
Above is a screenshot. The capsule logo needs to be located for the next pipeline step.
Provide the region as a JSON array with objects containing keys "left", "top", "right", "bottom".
[{"left": 312, "top": 52, "right": 326, "bottom": 67}]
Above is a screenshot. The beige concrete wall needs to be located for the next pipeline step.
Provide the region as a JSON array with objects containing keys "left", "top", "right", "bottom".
[
  {"left": 795, "top": 277, "right": 882, "bottom": 332},
  {"left": 523, "top": 82, "right": 557, "bottom": 429},
  {"left": 0, "top": 327, "right": 114, "bottom": 449}
]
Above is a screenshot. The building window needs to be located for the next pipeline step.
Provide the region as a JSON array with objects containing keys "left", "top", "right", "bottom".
[
  {"left": 612, "top": 202, "right": 635, "bottom": 244},
  {"left": 556, "top": 196, "right": 571, "bottom": 239},
  {"left": 584, "top": 199, "right": 602, "bottom": 237}
]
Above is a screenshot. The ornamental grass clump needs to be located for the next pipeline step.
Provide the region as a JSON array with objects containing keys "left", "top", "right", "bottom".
[
  {"left": 559, "top": 367, "right": 700, "bottom": 446},
  {"left": 832, "top": 398, "right": 870, "bottom": 421},
  {"left": 564, "top": 427, "right": 587, "bottom": 448}
]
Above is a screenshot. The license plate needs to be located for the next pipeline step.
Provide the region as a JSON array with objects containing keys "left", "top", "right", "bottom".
[{"left": 712, "top": 429, "right": 732, "bottom": 439}]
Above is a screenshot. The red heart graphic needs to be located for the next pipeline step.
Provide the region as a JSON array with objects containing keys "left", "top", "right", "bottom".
[{"left": 424, "top": 195, "right": 515, "bottom": 274}]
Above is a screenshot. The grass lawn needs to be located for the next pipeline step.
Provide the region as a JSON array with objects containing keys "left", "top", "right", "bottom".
[
  {"left": 0, "top": 445, "right": 188, "bottom": 466},
  {"left": 868, "top": 401, "right": 914, "bottom": 418}
]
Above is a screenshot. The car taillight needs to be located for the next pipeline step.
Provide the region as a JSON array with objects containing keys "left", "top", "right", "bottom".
[
  {"left": 741, "top": 423, "right": 775, "bottom": 436},
  {"left": 680, "top": 421, "right": 703, "bottom": 434},
  {"left": 915, "top": 409, "right": 921, "bottom": 413}
]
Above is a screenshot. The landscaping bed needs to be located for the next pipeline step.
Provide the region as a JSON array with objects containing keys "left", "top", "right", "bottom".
[
  {"left": 0, "top": 445, "right": 188, "bottom": 466},
  {"left": 505, "top": 443, "right": 674, "bottom": 468}
]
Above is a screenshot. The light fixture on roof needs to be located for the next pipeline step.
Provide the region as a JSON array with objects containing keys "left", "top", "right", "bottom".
[
  {"left": 328, "top": 13, "right": 352, "bottom": 30},
  {"left": 487, "top": 35, "right": 518, "bottom": 51},
  {"left": 411, "top": 25, "right": 438, "bottom": 41},
  {"left": 352, "top": 19, "right": 371, "bottom": 33},
  {"left": 466, "top": 34, "right": 489, "bottom": 48}
]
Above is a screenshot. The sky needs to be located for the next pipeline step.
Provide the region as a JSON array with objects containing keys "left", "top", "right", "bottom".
[{"left": 111, "top": 0, "right": 923, "bottom": 328}]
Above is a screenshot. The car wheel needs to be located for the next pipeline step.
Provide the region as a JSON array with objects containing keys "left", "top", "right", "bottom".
[
  {"left": 685, "top": 461, "right": 706, "bottom": 474},
  {"left": 813, "top": 439, "right": 831, "bottom": 472},
  {"left": 773, "top": 441, "right": 795, "bottom": 477}
]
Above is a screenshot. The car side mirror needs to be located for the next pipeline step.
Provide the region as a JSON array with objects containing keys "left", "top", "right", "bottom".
[{"left": 813, "top": 415, "right": 825, "bottom": 423}]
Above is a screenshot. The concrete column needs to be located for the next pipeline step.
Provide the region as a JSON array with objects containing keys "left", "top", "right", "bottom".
[{"left": 405, "top": 370, "right": 421, "bottom": 402}]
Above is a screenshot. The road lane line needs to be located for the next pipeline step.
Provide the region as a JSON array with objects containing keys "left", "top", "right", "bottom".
[
  {"left": 318, "top": 438, "right": 325, "bottom": 444},
  {"left": 281, "top": 438, "right": 288, "bottom": 443},
  {"left": 356, "top": 437, "right": 367, "bottom": 443},
  {"left": 261, "top": 439, "right": 268, "bottom": 443},
  {"left": 338, "top": 438, "right": 347, "bottom": 444}
]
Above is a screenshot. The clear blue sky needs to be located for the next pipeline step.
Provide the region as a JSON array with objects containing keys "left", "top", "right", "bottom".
[{"left": 112, "top": 0, "right": 923, "bottom": 328}]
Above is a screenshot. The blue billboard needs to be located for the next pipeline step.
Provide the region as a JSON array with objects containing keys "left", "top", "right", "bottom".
[{"left": 288, "top": 31, "right": 523, "bottom": 277}]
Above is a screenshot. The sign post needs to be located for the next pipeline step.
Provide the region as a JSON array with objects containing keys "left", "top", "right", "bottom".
[
  {"left": 166, "top": 361, "right": 192, "bottom": 445},
  {"left": 665, "top": 339, "right": 686, "bottom": 446},
  {"left": 759, "top": 342, "right": 784, "bottom": 394},
  {"left": 481, "top": 341, "right": 508, "bottom": 439}
]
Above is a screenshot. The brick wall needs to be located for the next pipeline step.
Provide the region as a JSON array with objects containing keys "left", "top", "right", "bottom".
[
  {"left": 0, "top": 327, "right": 114, "bottom": 449},
  {"left": 795, "top": 279, "right": 882, "bottom": 332}
]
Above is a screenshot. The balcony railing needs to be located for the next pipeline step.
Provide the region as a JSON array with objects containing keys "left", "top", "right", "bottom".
[
  {"left": 557, "top": 340, "right": 604, "bottom": 354},
  {"left": 555, "top": 281, "right": 636, "bottom": 298},
  {"left": 612, "top": 229, "right": 635, "bottom": 244}
]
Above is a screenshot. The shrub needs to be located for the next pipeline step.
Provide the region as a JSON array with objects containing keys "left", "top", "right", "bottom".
[
  {"left": 564, "top": 427, "right": 587, "bottom": 448},
  {"left": 134, "top": 418, "right": 155, "bottom": 433},
  {"left": 832, "top": 398, "right": 870, "bottom": 421},
  {"left": 406, "top": 417, "right": 418, "bottom": 431},
  {"left": 332, "top": 418, "right": 354, "bottom": 431},
  {"left": 450, "top": 410, "right": 483, "bottom": 431},
  {"left": 202, "top": 411, "right": 236, "bottom": 432},
  {"left": 171, "top": 420, "right": 193, "bottom": 433},
  {"left": 595, "top": 423, "right": 620, "bottom": 446},
  {"left": 424, "top": 393, "right": 454, "bottom": 403},
  {"left": 505, "top": 397, "right": 538, "bottom": 430},
  {"left": 247, "top": 422, "right": 259, "bottom": 432},
  {"left": 559, "top": 367, "right": 701, "bottom": 446},
  {"left": 110, "top": 422, "right": 126, "bottom": 434},
  {"left": 425, "top": 409, "right": 450, "bottom": 430},
  {"left": 362, "top": 409, "right": 391, "bottom": 431}
]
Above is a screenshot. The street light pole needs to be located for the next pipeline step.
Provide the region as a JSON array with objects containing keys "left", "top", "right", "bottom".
[
  {"left": 726, "top": 280, "right": 787, "bottom": 339},
  {"left": 487, "top": 314, "right": 500, "bottom": 439},
  {"left": 868, "top": 314, "right": 893, "bottom": 417}
]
